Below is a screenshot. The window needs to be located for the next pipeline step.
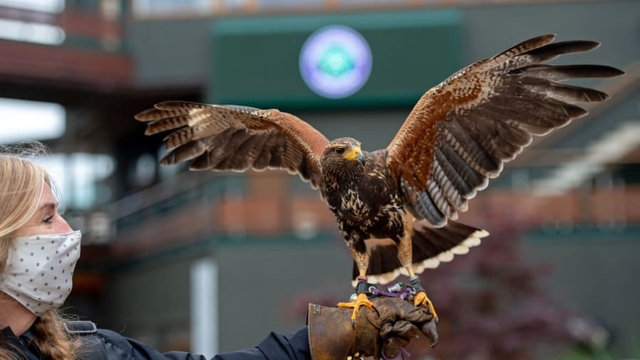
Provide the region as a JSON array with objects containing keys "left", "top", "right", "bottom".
[
  {"left": 0, "top": 0, "right": 65, "bottom": 13},
  {"left": 0, "top": 98, "right": 65, "bottom": 144},
  {"left": 34, "top": 153, "right": 116, "bottom": 210},
  {"left": 132, "top": 0, "right": 213, "bottom": 17}
]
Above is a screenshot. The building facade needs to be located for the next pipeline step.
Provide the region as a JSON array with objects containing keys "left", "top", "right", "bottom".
[{"left": 0, "top": 0, "right": 638, "bottom": 358}]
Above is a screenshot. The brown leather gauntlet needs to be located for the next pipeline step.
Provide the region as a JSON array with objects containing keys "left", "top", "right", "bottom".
[{"left": 307, "top": 296, "right": 437, "bottom": 359}]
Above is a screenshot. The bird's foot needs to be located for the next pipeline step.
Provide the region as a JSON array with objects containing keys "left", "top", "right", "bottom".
[
  {"left": 413, "top": 291, "right": 439, "bottom": 324},
  {"left": 409, "top": 276, "right": 439, "bottom": 324},
  {"left": 337, "top": 293, "right": 377, "bottom": 328}
]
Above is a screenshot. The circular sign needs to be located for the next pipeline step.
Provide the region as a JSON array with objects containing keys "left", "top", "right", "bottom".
[{"left": 299, "top": 25, "right": 373, "bottom": 99}]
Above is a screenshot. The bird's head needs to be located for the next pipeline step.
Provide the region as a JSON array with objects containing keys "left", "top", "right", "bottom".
[{"left": 321, "top": 137, "right": 365, "bottom": 166}]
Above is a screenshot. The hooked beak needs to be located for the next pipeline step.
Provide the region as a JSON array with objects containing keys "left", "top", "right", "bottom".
[{"left": 343, "top": 147, "right": 365, "bottom": 164}]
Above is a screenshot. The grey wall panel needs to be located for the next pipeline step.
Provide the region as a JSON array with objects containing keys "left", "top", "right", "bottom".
[
  {"left": 105, "top": 256, "right": 193, "bottom": 346},
  {"left": 128, "top": 19, "right": 212, "bottom": 88},
  {"left": 523, "top": 230, "right": 640, "bottom": 355},
  {"left": 462, "top": 1, "right": 639, "bottom": 71},
  {"left": 216, "top": 240, "right": 353, "bottom": 353}
]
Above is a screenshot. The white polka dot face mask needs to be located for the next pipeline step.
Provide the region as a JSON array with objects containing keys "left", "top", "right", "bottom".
[{"left": 0, "top": 230, "right": 81, "bottom": 316}]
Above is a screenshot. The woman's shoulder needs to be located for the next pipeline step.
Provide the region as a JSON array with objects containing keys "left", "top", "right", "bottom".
[
  {"left": 65, "top": 322, "right": 133, "bottom": 355},
  {"left": 95, "top": 328, "right": 148, "bottom": 356},
  {"left": 96, "top": 327, "right": 146, "bottom": 351},
  {"left": 95, "top": 327, "right": 125, "bottom": 340}
]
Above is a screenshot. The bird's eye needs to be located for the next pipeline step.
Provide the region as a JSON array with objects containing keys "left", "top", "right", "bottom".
[{"left": 335, "top": 147, "right": 345, "bottom": 155}]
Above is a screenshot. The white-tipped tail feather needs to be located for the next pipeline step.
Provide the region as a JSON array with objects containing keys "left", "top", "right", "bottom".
[
  {"left": 407, "top": 230, "right": 487, "bottom": 280},
  {"left": 353, "top": 228, "right": 488, "bottom": 287}
]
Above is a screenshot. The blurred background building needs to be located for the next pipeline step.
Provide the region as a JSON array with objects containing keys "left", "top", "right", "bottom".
[{"left": 0, "top": 0, "right": 638, "bottom": 359}]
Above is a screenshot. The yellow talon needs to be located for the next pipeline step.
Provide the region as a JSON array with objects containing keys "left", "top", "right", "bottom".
[
  {"left": 414, "top": 291, "right": 439, "bottom": 323},
  {"left": 337, "top": 293, "right": 376, "bottom": 326}
]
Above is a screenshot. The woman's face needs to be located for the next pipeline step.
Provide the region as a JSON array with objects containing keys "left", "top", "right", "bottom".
[{"left": 13, "top": 182, "right": 73, "bottom": 238}]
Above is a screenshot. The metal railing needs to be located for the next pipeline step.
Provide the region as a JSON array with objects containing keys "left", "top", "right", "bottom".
[{"left": 103, "top": 166, "right": 640, "bottom": 254}]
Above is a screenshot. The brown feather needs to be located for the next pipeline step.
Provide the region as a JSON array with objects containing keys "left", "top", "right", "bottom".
[
  {"left": 144, "top": 113, "right": 210, "bottom": 136},
  {"left": 520, "top": 40, "right": 600, "bottom": 63},
  {"left": 489, "top": 34, "right": 557, "bottom": 64},
  {"left": 514, "top": 64, "right": 624, "bottom": 81},
  {"left": 432, "top": 147, "right": 475, "bottom": 202},
  {"left": 135, "top": 102, "right": 330, "bottom": 189},
  {"left": 386, "top": 34, "right": 623, "bottom": 227},
  {"left": 134, "top": 107, "right": 189, "bottom": 122}
]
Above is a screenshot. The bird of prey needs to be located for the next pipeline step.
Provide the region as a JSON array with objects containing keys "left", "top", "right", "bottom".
[{"left": 134, "top": 34, "right": 623, "bottom": 323}]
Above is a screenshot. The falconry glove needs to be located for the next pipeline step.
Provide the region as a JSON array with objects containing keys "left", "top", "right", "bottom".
[{"left": 307, "top": 296, "right": 437, "bottom": 360}]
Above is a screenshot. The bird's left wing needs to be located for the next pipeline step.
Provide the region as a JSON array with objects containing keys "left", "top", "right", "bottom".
[
  {"left": 386, "top": 34, "right": 624, "bottom": 227},
  {"left": 134, "top": 101, "right": 330, "bottom": 189}
]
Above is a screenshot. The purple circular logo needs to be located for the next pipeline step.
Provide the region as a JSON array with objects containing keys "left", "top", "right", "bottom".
[{"left": 299, "top": 25, "right": 373, "bottom": 99}]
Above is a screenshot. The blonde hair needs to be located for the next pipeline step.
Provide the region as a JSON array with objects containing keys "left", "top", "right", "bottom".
[
  {"left": 0, "top": 142, "right": 81, "bottom": 360},
  {"left": 0, "top": 148, "right": 46, "bottom": 245}
]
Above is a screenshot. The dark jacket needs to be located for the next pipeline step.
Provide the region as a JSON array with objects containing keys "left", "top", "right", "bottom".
[{"left": 1, "top": 325, "right": 311, "bottom": 360}]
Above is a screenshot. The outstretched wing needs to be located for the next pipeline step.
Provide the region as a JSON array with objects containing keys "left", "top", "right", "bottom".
[
  {"left": 386, "top": 34, "right": 624, "bottom": 227},
  {"left": 134, "top": 101, "right": 330, "bottom": 189}
]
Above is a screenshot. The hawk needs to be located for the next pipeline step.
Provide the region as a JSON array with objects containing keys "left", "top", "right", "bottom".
[{"left": 134, "top": 34, "right": 623, "bottom": 323}]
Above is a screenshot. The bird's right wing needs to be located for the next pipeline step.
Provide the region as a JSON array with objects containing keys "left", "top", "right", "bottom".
[{"left": 134, "top": 101, "right": 330, "bottom": 189}]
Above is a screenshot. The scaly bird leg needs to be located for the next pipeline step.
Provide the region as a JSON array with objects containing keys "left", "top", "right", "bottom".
[
  {"left": 406, "top": 269, "right": 439, "bottom": 324},
  {"left": 397, "top": 214, "right": 439, "bottom": 323},
  {"left": 337, "top": 243, "right": 376, "bottom": 327}
]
